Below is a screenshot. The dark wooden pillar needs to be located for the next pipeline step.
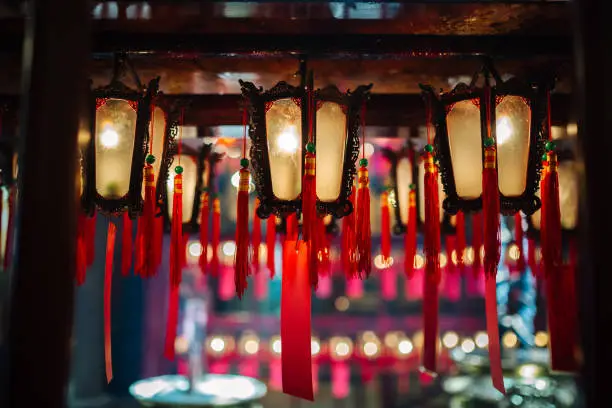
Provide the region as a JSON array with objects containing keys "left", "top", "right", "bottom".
[
  {"left": 6, "top": 1, "right": 90, "bottom": 407},
  {"left": 572, "top": 0, "right": 612, "bottom": 406}
]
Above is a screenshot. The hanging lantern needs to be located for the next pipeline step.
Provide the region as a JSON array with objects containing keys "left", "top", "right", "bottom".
[
  {"left": 166, "top": 150, "right": 198, "bottom": 227},
  {"left": 422, "top": 62, "right": 546, "bottom": 216},
  {"left": 81, "top": 53, "right": 163, "bottom": 217},
  {"left": 239, "top": 80, "right": 371, "bottom": 218}
]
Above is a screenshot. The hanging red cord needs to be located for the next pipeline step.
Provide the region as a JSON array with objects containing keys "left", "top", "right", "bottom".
[{"left": 235, "top": 100, "right": 251, "bottom": 297}]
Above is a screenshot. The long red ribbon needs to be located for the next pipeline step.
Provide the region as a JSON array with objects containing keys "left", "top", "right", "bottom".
[
  {"left": 281, "top": 240, "right": 313, "bottom": 401},
  {"left": 485, "top": 275, "right": 504, "bottom": 392},
  {"left": 104, "top": 222, "right": 117, "bottom": 383}
]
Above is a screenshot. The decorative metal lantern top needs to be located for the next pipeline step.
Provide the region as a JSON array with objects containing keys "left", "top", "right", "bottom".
[
  {"left": 239, "top": 73, "right": 371, "bottom": 219},
  {"left": 421, "top": 61, "right": 547, "bottom": 216},
  {"left": 81, "top": 53, "right": 162, "bottom": 217}
]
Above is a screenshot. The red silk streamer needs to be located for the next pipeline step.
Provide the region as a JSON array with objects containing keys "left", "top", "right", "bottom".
[
  {"left": 316, "top": 216, "right": 330, "bottom": 277},
  {"left": 472, "top": 212, "right": 483, "bottom": 274},
  {"left": 121, "top": 212, "right": 133, "bottom": 277},
  {"left": 165, "top": 173, "right": 183, "bottom": 360},
  {"left": 210, "top": 197, "right": 221, "bottom": 276},
  {"left": 303, "top": 150, "right": 318, "bottom": 288},
  {"left": 422, "top": 152, "right": 441, "bottom": 374},
  {"left": 380, "top": 191, "right": 391, "bottom": 265},
  {"left": 198, "top": 191, "right": 210, "bottom": 274},
  {"left": 104, "top": 222, "right": 117, "bottom": 383},
  {"left": 542, "top": 151, "right": 577, "bottom": 372},
  {"left": 75, "top": 212, "right": 87, "bottom": 284},
  {"left": 482, "top": 80, "right": 504, "bottom": 393},
  {"left": 455, "top": 211, "right": 466, "bottom": 272},
  {"left": 266, "top": 215, "right": 276, "bottom": 277},
  {"left": 514, "top": 213, "right": 526, "bottom": 272},
  {"left": 235, "top": 168, "right": 251, "bottom": 298},
  {"left": 404, "top": 189, "right": 417, "bottom": 279},
  {"left": 342, "top": 185, "right": 357, "bottom": 279},
  {"left": 252, "top": 199, "right": 262, "bottom": 273},
  {"left": 286, "top": 213, "right": 298, "bottom": 241},
  {"left": 135, "top": 164, "right": 157, "bottom": 277},
  {"left": 356, "top": 166, "right": 371, "bottom": 277},
  {"left": 281, "top": 240, "right": 314, "bottom": 401},
  {"left": 3, "top": 186, "right": 15, "bottom": 271}
]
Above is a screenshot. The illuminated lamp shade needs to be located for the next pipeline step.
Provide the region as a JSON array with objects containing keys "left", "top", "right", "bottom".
[
  {"left": 167, "top": 154, "right": 198, "bottom": 224},
  {"left": 239, "top": 79, "right": 371, "bottom": 218},
  {"left": 145, "top": 102, "right": 178, "bottom": 205},
  {"left": 194, "top": 143, "right": 224, "bottom": 225},
  {"left": 81, "top": 53, "right": 160, "bottom": 215},
  {"left": 381, "top": 146, "right": 416, "bottom": 233},
  {"left": 531, "top": 158, "right": 578, "bottom": 231},
  {"left": 421, "top": 63, "right": 546, "bottom": 215}
]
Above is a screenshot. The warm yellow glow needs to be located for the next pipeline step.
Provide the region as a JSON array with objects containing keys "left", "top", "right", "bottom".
[
  {"left": 461, "top": 338, "right": 476, "bottom": 353},
  {"left": 414, "top": 253, "right": 425, "bottom": 269},
  {"left": 363, "top": 341, "right": 379, "bottom": 358},
  {"left": 311, "top": 338, "right": 321, "bottom": 356},
  {"left": 330, "top": 337, "right": 353, "bottom": 360},
  {"left": 95, "top": 99, "right": 137, "bottom": 199},
  {"left": 396, "top": 157, "right": 413, "bottom": 225},
  {"left": 222, "top": 241, "right": 237, "bottom": 256},
  {"left": 147, "top": 106, "right": 167, "bottom": 191},
  {"left": 464, "top": 246, "right": 475, "bottom": 266},
  {"left": 167, "top": 155, "right": 198, "bottom": 223},
  {"left": 188, "top": 241, "right": 203, "bottom": 258},
  {"left": 502, "top": 332, "right": 519, "bottom": 348},
  {"left": 174, "top": 336, "right": 189, "bottom": 354},
  {"left": 446, "top": 100, "right": 483, "bottom": 199},
  {"left": 266, "top": 99, "right": 302, "bottom": 201},
  {"left": 413, "top": 331, "right": 424, "bottom": 349},
  {"left": 398, "top": 339, "right": 413, "bottom": 355},
  {"left": 362, "top": 331, "right": 376, "bottom": 341},
  {"left": 496, "top": 96, "right": 531, "bottom": 197},
  {"left": 475, "top": 332, "right": 489, "bottom": 349},
  {"left": 442, "top": 332, "right": 460, "bottom": 349},
  {"left": 507, "top": 243, "right": 520, "bottom": 261},
  {"left": 534, "top": 331, "right": 549, "bottom": 348},
  {"left": 336, "top": 343, "right": 350, "bottom": 357},
  {"left": 271, "top": 338, "right": 282, "bottom": 355},
  {"left": 209, "top": 337, "right": 226, "bottom": 353},
  {"left": 439, "top": 252, "right": 448, "bottom": 268},
  {"left": 316, "top": 101, "right": 347, "bottom": 202},
  {"left": 384, "top": 332, "right": 401, "bottom": 349},
  {"left": 364, "top": 142, "right": 375, "bottom": 158},
  {"left": 517, "top": 363, "right": 542, "bottom": 379},
  {"left": 335, "top": 296, "right": 350, "bottom": 312},
  {"left": 244, "top": 339, "right": 259, "bottom": 355},
  {"left": 418, "top": 158, "right": 445, "bottom": 223},
  {"left": 374, "top": 254, "right": 393, "bottom": 269}
]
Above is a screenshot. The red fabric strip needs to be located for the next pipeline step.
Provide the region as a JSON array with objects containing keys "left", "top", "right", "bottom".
[
  {"left": 281, "top": 240, "right": 313, "bottom": 401},
  {"left": 104, "top": 222, "right": 117, "bottom": 383},
  {"left": 266, "top": 215, "right": 276, "bottom": 278},
  {"left": 485, "top": 275, "right": 505, "bottom": 394},
  {"left": 3, "top": 186, "right": 15, "bottom": 271},
  {"left": 199, "top": 192, "right": 209, "bottom": 274},
  {"left": 422, "top": 272, "right": 439, "bottom": 374}
]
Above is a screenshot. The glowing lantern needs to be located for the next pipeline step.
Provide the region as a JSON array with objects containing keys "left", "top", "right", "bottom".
[{"left": 239, "top": 79, "right": 371, "bottom": 218}]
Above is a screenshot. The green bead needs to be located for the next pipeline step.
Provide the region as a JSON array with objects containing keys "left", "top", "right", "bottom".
[
  {"left": 545, "top": 141, "right": 556, "bottom": 151},
  {"left": 240, "top": 158, "right": 249, "bottom": 168},
  {"left": 541, "top": 153, "right": 548, "bottom": 162},
  {"left": 175, "top": 165, "right": 183, "bottom": 174},
  {"left": 424, "top": 144, "right": 434, "bottom": 153},
  {"left": 409, "top": 183, "right": 417, "bottom": 190},
  {"left": 306, "top": 143, "right": 315, "bottom": 153},
  {"left": 145, "top": 154, "right": 156, "bottom": 164},
  {"left": 484, "top": 137, "right": 495, "bottom": 148},
  {"left": 359, "top": 158, "right": 368, "bottom": 167}
]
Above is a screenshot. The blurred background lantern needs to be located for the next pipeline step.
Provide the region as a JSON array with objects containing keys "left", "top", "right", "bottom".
[
  {"left": 166, "top": 149, "right": 199, "bottom": 227},
  {"left": 381, "top": 144, "right": 415, "bottom": 234},
  {"left": 81, "top": 53, "right": 160, "bottom": 216},
  {"left": 239, "top": 66, "right": 371, "bottom": 219},
  {"left": 422, "top": 60, "right": 547, "bottom": 216}
]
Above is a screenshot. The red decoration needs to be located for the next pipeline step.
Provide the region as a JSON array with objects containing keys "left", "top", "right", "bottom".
[
  {"left": 303, "top": 151, "right": 318, "bottom": 288},
  {"left": 472, "top": 212, "right": 483, "bottom": 273},
  {"left": 104, "top": 222, "right": 117, "bottom": 383},
  {"left": 514, "top": 212, "right": 526, "bottom": 272},
  {"left": 165, "top": 173, "right": 183, "bottom": 360},
  {"left": 199, "top": 191, "right": 210, "bottom": 274},
  {"left": 356, "top": 165, "right": 371, "bottom": 277},
  {"left": 380, "top": 191, "right": 391, "bottom": 265},
  {"left": 342, "top": 186, "right": 357, "bottom": 279},
  {"left": 455, "top": 211, "right": 466, "bottom": 272},
  {"left": 404, "top": 189, "right": 417, "bottom": 278},
  {"left": 211, "top": 197, "right": 221, "bottom": 276},
  {"left": 266, "top": 215, "right": 276, "bottom": 277},
  {"left": 235, "top": 168, "right": 251, "bottom": 298},
  {"left": 135, "top": 164, "right": 158, "bottom": 278},
  {"left": 4, "top": 186, "right": 16, "bottom": 271},
  {"left": 252, "top": 198, "right": 262, "bottom": 273},
  {"left": 75, "top": 212, "right": 88, "bottom": 285}
]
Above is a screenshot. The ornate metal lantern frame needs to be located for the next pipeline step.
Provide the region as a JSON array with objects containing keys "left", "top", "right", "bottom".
[
  {"left": 151, "top": 96, "right": 180, "bottom": 215},
  {"left": 240, "top": 79, "right": 371, "bottom": 220},
  {"left": 422, "top": 64, "right": 547, "bottom": 216},
  {"left": 81, "top": 54, "right": 162, "bottom": 217}
]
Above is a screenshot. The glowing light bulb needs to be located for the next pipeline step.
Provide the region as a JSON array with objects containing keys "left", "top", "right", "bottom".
[
  {"left": 363, "top": 341, "right": 379, "bottom": 357},
  {"left": 475, "top": 332, "right": 489, "bottom": 348},
  {"left": 222, "top": 241, "right": 237, "bottom": 256},
  {"left": 188, "top": 241, "right": 203, "bottom": 257},
  {"left": 461, "top": 338, "right": 475, "bottom": 353},
  {"left": 398, "top": 339, "right": 413, "bottom": 355},
  {"left": 311, "top": 339, "right": 321, "bottom": 356},
  {"left": 272, "top": 339, "right": 282, "bottom": 354},
  {"left": 496, "top": 116, "right": 513, "bottom": 145},
  {"left": 210, "top": 337, "right": 225, "bottom": 353},
  {"left": 503, "top": 332, "right": 519, "bottom": 348},
  {"left": 442, "top": 332, "right": 460, "bottom": 349},
  {"left": 335, "top": 342, "right": 350, "bottom": 357},
  {"left": 534, "top": 331, "right": 549, "bottom": 348},
  {"left": 100, "top": 124, "right": 119, "bottom": 148},
  {"left": 277, "top": 126, "right": 299, "bottom": 153},
  {"left": 244, "top": 340, "right": 259, "bottom": 355}
]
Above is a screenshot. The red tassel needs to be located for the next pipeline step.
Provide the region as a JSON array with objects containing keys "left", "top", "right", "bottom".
[
  {"left": 542, "top": 152, "right": 577, "bottom": 372},
  {"left": 252, "top": 198, "right": 262, "bottom": 273},
  {"left": 165, "top": 173, "right": 183, "bottom": 360},
  {"left": 121, "top": 212, "right": 133, "bottom": 277},
  {"left": 286, "top": 213, "right": 298, "bottom": 241},
  {"left": 472, "top": 212, "right": 483, "bottom": 273},
  {"left": 211, "top": 197, "right": 221, "bottom": 276},
  {"left": 482, "top": 144, "right": 504, "bottom": 394},
  {"left": 356, "top": 165, "right": 371, "bottom": 277},
  {"left": 235, "top": 168, "right": 251, "bottom": 298},
  {"left": 404, "top": 189, "right": 417, "bottom": 279},
  {"left": 76, "top": 212, "right": 87, "bottom": 285},
  {"left": 342, "top": 186, "right": 357, "bottom": 279},
  {"left": 104, "top": 222, "right": 117, "bottom": 383},
  {"left": 136, "top": 164, "right": 157, "bottom": 278},
  {"left": 302, "top": 151, "right": 318, "bottom": 288},
  {"left": 3, "top": 186, "right": 16, "bottom": 271},
  {"left": 380, "top": 191, "right": 391, "bottom": 266},
  {"left": 455, "top": 211, "right": 466, "bottom": 272},
  {"left": 198, "top": 191, "right": 210, "bottom": 274},
  {"left": 422, "top": 151, "right": 441, "bottom": 374},
  {"left": 514, "top": 212, "right": 526, "bottom": 272},
  {"left": 266, "top": 215, "right": 276, "bottom": 278}
]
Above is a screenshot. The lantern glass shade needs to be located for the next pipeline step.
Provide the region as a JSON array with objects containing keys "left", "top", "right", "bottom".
[
  {"left": 265, "top": 98, "right": 303, "bottom": 201},
  {"left": 446, "top": 100, "right": 483, "bottom": 199},
  {"left": 95, "top": 98, "right": 137, "bottom": 199},
  {"left": 150, "top": 106, "right": 167, "bottom": 180},
  {"left": 396, "top": 157, "right": 413, "bottom": 225},
  {"left": 418, "top": 158, "right": 445, "bottom": 223},
  {"left": 495, "top": 96, "right": 531, "bottom": 197},
  {"left": 167, "top": 154, "right": 198, "bottom": 223},
  {"left": 531, "top": 161, "right": 578, "bottom": 230},
  {"left": 316, "top": 101, "right": 347, "bottom": 202}
]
